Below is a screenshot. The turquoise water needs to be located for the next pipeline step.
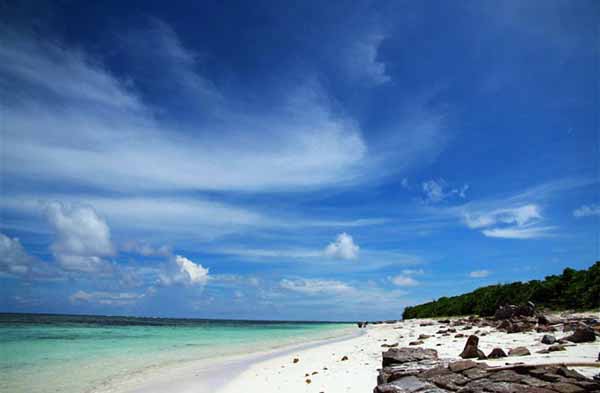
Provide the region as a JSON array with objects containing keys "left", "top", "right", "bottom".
[{"left": 0, "top": 313, "right": 354, "bottom": 393}]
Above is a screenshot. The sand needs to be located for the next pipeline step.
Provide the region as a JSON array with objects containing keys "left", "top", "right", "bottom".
[
  {"left": 112, "top": 313, "right": 599, "bottom": 393},
  {"left": 218, "top": 314, "right": 599, "bottom": 393}
]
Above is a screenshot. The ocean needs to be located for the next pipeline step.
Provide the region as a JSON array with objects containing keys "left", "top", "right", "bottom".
[{"left": 0, "top": 313, "right": 355, "bottom": 393}]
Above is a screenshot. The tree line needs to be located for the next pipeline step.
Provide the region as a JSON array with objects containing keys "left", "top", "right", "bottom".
[{"left": 402, "top": 261, "right": 600, "bottom": 319}]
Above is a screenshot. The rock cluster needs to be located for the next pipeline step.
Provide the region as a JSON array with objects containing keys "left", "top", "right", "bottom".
[
  {"left": 432, "top": 303, "right": 598, "bottom": 345},
  {"left": 374, "top": 347, "right": 600, "bottom": 393}
]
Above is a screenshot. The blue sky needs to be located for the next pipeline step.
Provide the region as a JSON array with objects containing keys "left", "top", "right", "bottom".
[{"left": 0, "top": 0, "right": 598, "bottom": 321}]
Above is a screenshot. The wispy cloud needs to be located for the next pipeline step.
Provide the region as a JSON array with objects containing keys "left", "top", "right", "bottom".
[
  {"left": 389, "top": 275, "right": 419, "bottom": 287},
  {"left": 343, "top": 33, "right": 390, "bottom": 85},
  {"left": 1, "top": 23, "right": 368, "bottom": 194},
  {"left": 69, "top": 290, "right": 147, "bottom": 306},
  {"left": 465, "top": 204, "right": 554, "bottom": 240},
  {"left": 444, "top": 177, "right": 596, "bottom": 239},
  {"left": 422, "top": 179, "right": 469, "bottom": 204},
  {"left": 573, "top": 204, "right": 600, "bottom": 218},
  {"left": 1, "top": 19, "right": 451, "bottom": 197},
  {"left": 279, "top": 278, "right": 353, "bottom": 295},
  {"left": 481, "top": 226, "right": 555, "bottom": 239},
  {"left": 469, "top": 269, "right": 491, "bottom": 278},
  {"left": 121, "top": 241, "right": 171, "bottom": 257}
]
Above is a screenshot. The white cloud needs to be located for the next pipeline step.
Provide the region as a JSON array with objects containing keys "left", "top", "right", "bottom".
[
  {"left": 469, "top": 270, "right": 491, "bottom": 278},
  {"left": 69, "top": 290, "right": 145, "bottom": 306},
  {"left": 0, "top": 233, "right": 36, "bottom": 276},
  {"left": 279, "top": 278, "right": 353, "bottom": 295},
  {"left": 389, "top": 275, "right": 419, "bottom": 287},
  {"left": 573, "top": 204, "right": 600, "bottom": 218},
  {"left": 324, "top": 233, "right": 360, "bottom": 260},
  {"left": 422, "top": 179, "right": 469, "bottom": 204},
  {"left": 175, "top": 255, "right": 209, "bottom": 285},
  {"left": 45, "top": 202, "right": 114, "bottom": 273},
  {"left": 159, "top": 255, "right": 209, "bottom": 286}
]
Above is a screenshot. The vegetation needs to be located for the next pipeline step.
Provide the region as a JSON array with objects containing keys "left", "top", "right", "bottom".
[{"left": 402, "top": 261, "right": 600, "bottom": 319}]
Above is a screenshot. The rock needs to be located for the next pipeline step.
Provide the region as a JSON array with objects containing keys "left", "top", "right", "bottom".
[
  {"left": 537, "top": 325, "right": 557, "bottom": 333},
  {"left": 538, "top": 314, "right": 550, "bottom": 325},
  {"left": 459, "top": 335, "right": 481, "bottom": 359},
  {"left": 494, "top": 302, "right": 535, "bottom": 320},
  {"left": 462, "top": 366, "right": 489, "bottom": 380},
  {"left": 508, "top": 346, "right": 531, "bottom": 356},
  {"left": 495, "top": 304, "right": 518, "bottom": 320},
  {"left": 418, "top": 334, "right": 432, "bottom": 340},
  {"left": 409, "top": 340, "right": 424, "bottom": 346},
  {"left": 293, "top": 357, "right": 299, "bottom": 363},
  {"left": 542, "top": 334, "right": 557, "bottom": 344},
  {"left": 373, "top": 376, "right": 437, "bottom": 393},
  {"left": 498, "top": 319, "right": 512, "bottom": 331},
  {"left": 305, "top": 378, "right": 311, "bottom": 384},
  {"left": 455, "top": 333, "right": 465, "bottom": 338},
  {"left": 381, "top": 347, "right": 438, "bottom": 367},
  {"left": 564, "top": 327, "right": 596, "bottom": 343},
  {"left": 341, "top": 355, "right": 348, "bottom": 361},
  {"left": 557, "top": 366, "right": 586, "bottom": 380},
  {"left": 487, "top": 348, "right": 507, "bottom": 358},
  {"left": 381, "top": 342, "right": 399, "bottom": 348},
  {"left": 489, "top": 370, "right": 524, "bottom": 383},
  {"left": 549, "top": 344, "right": 566, "bottom": 352},
  {"left": 448, "top": 360, "right": 478, "bottom": 372},
  {"left": 429, "top": 373, "right": 470, "bottom": 390},
  {"left": 551, "top": 382, "right": 586, "bottom": 393},
  {"left": 437, "top": 319, "right": 450, "bottom": 324}
]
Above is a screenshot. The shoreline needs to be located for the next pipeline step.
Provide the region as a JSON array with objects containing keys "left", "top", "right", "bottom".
[{"left": 98, "top": 326, "right": 363, "bottom": 393}]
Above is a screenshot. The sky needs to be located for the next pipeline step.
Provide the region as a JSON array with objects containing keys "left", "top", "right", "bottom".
[{"left": 0, "top": 0, "right": 598, "bottom": 321}]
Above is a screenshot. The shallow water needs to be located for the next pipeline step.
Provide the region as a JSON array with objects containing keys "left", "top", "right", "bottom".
[{"left": 0, "top": 313, "right": 354, "bottom": 393}]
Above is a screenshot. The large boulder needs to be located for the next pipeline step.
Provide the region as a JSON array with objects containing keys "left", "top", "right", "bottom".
[
  {"left": 459, "top": 335, "right": 481, "bottom": 359},
  {"left": 487, "top": 348, "right": 507, "bottom": 358},
  {"left": 508, "top": 346, "right": 531, "bottom": 356},
  {"left": 382, "top": 347, "right": 438, "bottom": 367},
  {"left": 564, "top": 327, "right": 596, "bottom": 343}
]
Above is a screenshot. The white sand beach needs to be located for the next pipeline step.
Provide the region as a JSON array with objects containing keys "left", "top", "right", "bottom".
[
  {"left": 219, "top": 314, "right": 599, "bottom": 393},
  {"left": 112, "top": 312, "right": 599, "bottom": 393}
]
